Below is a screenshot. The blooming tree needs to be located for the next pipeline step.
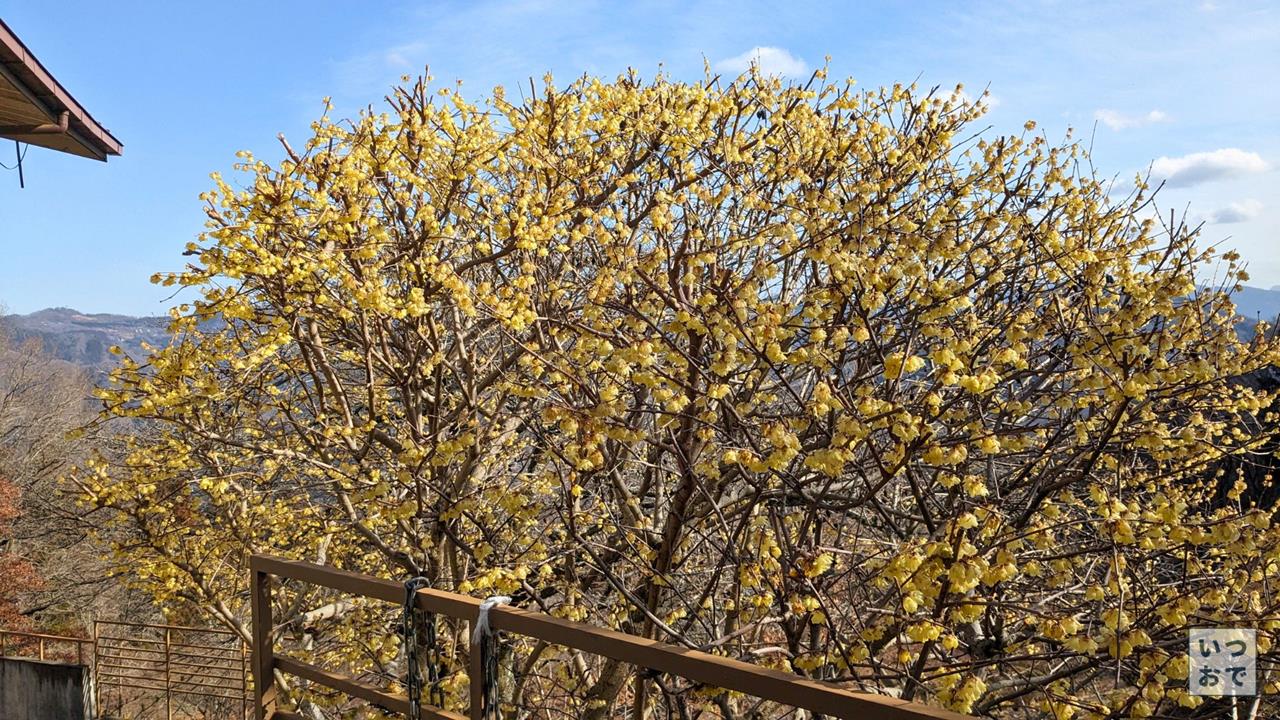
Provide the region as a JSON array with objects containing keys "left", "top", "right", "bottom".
[{"left": 76, "top": 71, "right": 1280, "bottom": 719}]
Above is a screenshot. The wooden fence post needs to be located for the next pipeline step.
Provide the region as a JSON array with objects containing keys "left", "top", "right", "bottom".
[
  {"left": 251, "top": 566, "right": 277, "bottom": 720},
  {"left": 469, "top": 622, "right": 484, "bottom": 720}
]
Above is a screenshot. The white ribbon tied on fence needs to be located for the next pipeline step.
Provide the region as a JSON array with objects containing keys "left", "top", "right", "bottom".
[{"left": 472, "top": 595, "right": 512, "bottom": 644}]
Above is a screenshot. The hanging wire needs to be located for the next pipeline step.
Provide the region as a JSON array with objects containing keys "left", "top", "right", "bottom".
[
  {"left": 0, "top": 140, "right": 25, "bottom": 169},
  {"left": 403, "top": 577, "right": 446, "bottom": 719},
  {"left": 0, "top": 141, "right": 27, "bottom": 187}
]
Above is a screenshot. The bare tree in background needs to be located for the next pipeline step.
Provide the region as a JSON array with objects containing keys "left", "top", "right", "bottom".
[{"left": 0, "top": 322, "right": 154, "bottom": 633}]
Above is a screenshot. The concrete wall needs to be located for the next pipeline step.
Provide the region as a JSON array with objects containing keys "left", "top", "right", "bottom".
[{"left": 0, "top": 657, "right": 91, "bottom": 720}]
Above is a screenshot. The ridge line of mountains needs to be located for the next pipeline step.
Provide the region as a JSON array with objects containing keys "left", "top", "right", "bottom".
[
  {"left": 0, "top": 307, "right": 169, "bottom": 369},
  {"left": 3, "top": 285, "right": 1280, "bottom": 370}
]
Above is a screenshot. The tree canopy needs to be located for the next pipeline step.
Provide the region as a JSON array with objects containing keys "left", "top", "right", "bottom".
[{"left": 75, "top": 71, "right": 1280, "bottom": 719}]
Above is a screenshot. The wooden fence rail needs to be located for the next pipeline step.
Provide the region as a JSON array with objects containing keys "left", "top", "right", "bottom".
[{"left": 250, "top": 554, "right": 972, "bottom": 720}]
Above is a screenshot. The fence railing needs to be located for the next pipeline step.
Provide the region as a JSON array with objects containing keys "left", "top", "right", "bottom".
[
  {"left": 94, "top": 619, "right": 249, "bottom": 720},
  {"left": 251, "top": 554, "right": 972, "bottom": 720},
  {"left": 0, "top": 628, "right": 93, "bottom": 665},
  {"left": 0, "top": 621, "right": 251, "bottom": 719}
]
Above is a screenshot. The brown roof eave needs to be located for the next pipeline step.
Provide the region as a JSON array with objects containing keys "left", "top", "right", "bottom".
[{"left": 0, "top": 18, "right": 122, "bottom": 160}]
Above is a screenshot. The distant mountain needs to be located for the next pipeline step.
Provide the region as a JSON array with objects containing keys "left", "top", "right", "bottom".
[
  {"left": 1230, "top": 286, "right": 1280, "bottom": 342},
  {"left": 0, "top": 308, "right": 170, "bottom": 369},
  {"left": 1232, "top": 285, "right": 1280, "bottom": 325}
]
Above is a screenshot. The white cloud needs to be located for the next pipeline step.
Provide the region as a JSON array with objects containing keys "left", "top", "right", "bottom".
[
  {"left": 714, "top": 47, "right": 808, "bottom": 78},
  {"left": 1206, "top": 199, "right": 1264, "bottom": 224},
  {"left": 1094, "top": 108, "right": 1170, "bottom": 130},
  {"left": 1151, "top": 148, "right": 1269, "bottom": 187},
  {"left": 383, "top": 42, "right": 426, "bottom": 70}
]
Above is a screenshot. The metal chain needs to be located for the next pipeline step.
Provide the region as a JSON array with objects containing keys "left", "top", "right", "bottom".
[
  {"left": 403, "top": 577, "right": 446, "bottom": 718},
  {"left": 481, "top": 630, "right": 502, "bottom": 720},
  {"left": 473, "top": 596, "right": 510, "bottom": 720}
]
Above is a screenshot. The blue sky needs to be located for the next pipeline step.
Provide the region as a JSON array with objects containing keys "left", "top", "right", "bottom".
[{"left": 1, "top": 0, "right": 1276, "bottom": 316}]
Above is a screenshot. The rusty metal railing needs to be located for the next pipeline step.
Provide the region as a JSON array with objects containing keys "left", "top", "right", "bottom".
[
  {"left": 0, "top": 628, "right": 93, "bottom": 665},
  {"left": 251, "top": 554, "right": 972, "bottom": 720},
  {"left": 94, "top": 620, "right": 249, "bottom": 720},
  {"left": 0, "top": 621, "right": 250, "bottom": 719}
]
